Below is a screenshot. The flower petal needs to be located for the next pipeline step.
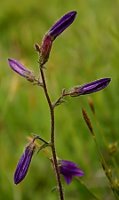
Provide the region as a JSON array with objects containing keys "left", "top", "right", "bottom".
[
  {"left": 63, "top": 175, "right": 73, "bottom": 185},
  {"left": 48, "top": 11, "right": 77, "bottom": 40},
  {"left": 59, "top": 159, "right": 84, "bottom": 184}
]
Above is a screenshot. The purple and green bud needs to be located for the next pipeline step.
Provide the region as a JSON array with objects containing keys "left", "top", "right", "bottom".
[
  {"left": 8, "top": 58, "right": 35, "bottom": 82},
  {"left": 70, "top": 78, "right": 111, "bottom": 97},
  {"left": 14, "top": 139, "right": 36, "bottom": 184},
  {"left": 39, "top": 11, "right": 77, "bottom": 66},
  {"left": 58, "top": 160, "right": 84, "bottom": 184}
]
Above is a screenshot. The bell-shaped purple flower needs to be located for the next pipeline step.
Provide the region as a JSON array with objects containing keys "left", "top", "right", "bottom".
[
  {"left": 14, "top": 141, "right": 36, "bottom": 184},
  {"left": 58, "top": 160, "right": 84, "bottom": 184},
  {"left": 48, "top": 11, "right": 77, "bottom": 40},
  {"left": 8, "top": 58, "right": 35, "bottom": 82},
  {"left": 70, "top": 78, "right": 111, "bottom": 97}
]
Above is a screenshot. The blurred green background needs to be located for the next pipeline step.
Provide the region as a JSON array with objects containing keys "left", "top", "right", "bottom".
[{"left": 0, "top": 0, "right": 119, "bottom": 199}]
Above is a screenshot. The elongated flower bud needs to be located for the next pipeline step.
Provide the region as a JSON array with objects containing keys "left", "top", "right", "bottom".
[
  {"left": 14, "top": 140, "right": 36, "bottom": 184},
  {"left": 70, "top": 78, "right": 111, "bottom": 97},
  {"left": 8, "top": 58, "right": 35, "bottom": 82},
  {"left": 39, "top": 11, "right": 77, "bottom": 66},
  {"left": 48, "top": 11, "right": 77, "bottom": 41}
]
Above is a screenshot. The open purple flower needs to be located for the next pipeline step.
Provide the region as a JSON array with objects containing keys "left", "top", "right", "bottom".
[
  {"left": 8, "top": 58, "right": 35, "bottom": 82},
  {"left": 48, "top": 11, "right": 77, "bottom": 41},
  {"left": 58, "top": 160, "right": 84, "bottom": 184},
  {"left": 14, "top": 140, "right": 36, "bottom": 184},
  {"left": 70, "top": 78, "right": 111, "bottom": 97}
]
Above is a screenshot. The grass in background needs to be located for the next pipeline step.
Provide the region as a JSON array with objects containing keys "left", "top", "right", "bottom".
[{"left": 0, "top": 0, "right": 119, "bottom": 199}]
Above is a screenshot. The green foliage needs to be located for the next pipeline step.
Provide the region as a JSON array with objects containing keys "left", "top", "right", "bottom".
[{"left": 0, "top": 0, "right": 119, "bottom": 199}]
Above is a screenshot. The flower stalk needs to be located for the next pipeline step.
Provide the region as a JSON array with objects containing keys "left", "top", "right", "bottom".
[{"left": 40, "top": 67, "right": 64, "bottom": 200}]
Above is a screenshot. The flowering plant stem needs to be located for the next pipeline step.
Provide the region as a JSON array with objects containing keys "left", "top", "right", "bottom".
[{"left": 40, "top": 67, "right": 64, "bottom": 200}]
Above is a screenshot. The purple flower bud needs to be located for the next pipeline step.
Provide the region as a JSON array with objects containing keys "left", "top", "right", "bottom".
[
  {"left": 58, "top": 160, "right": 84, "bottom": 184},
  {"left": 48, "top": 11, "right": 77, "bottom": 40},
  {"left": 38, "top": 11, "right": 77, "bottom": 66},
  {"left": 70, "top": 78, "right": 111, "bottom": 97},
  {"left": 14, "top": 141, "right": 36, "bottom": 184},
  {"left": 8, "top": 58, "right": 35, "bottom": 82}
]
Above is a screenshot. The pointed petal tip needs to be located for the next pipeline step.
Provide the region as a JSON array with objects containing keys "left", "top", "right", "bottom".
[
  {"left": 73, "top": 11, "right": 77, "bottom": 16},
  {"left": 68, "top": 11, "right": 77, "bottom": 20},
  {"left": 107, "top": 77, "right": 111, "bottom": 83},
  {"left": 14, "top": 179, "right": 19, "bottom": 185},
  {"left": 103, "top": 77, "right": 111, "bottom": 87},
  {"left": 14, "top": 173, "right": 21, "bottom": 185},
  {"left": 8, "top": 58, "right": 16, "bottom": 63},
  {"left": 76, "top": 170, "right": 84, "bottom": 177},
  {"left": 64, "top": 175, "right": 72, "bottom": 184},
  {"left": 69, "top": 10, "right": 77, "bottom": 16},
  {"left": 8, "top": 58, "right": 13, "bottom": 65}
]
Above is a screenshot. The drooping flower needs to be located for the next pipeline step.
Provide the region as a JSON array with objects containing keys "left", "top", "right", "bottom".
[
  {"left": 14, "top": 140, "right": 36, "bottom": 184},
  {"left": 8, "top": 58, "right": 35, "bottom": 82},
  {"left": 39, "top": 11, "right": 77, "bottom": 65},
  {"left": 58, "top": 160, "right": 84, "bottom": 184},
  {"left": 70, "top": 78, "right": 111, "bottom": 97}
]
